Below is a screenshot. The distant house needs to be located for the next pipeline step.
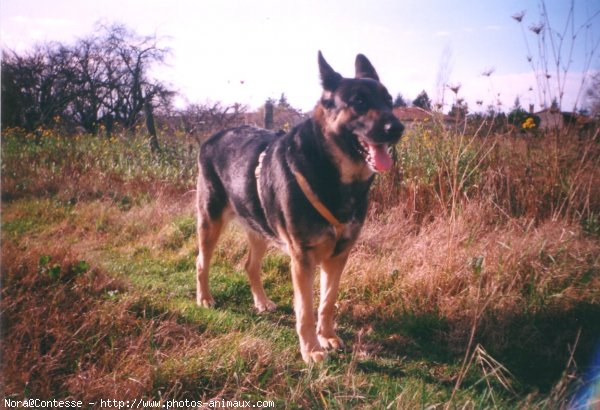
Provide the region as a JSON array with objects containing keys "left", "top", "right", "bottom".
[
  {"left": 535, "top": 108, "right": 563, "bottom": 130},
  {"left": 534, "top": 107, "right": 595, "bottom": 133},
  {"left": 244, "top": 105, "right": 306, "bottom": 130},
  {"left": 393, "top": 107, "right": 452, "bottom": 129}
]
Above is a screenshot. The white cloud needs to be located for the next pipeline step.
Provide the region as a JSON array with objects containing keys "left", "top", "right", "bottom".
[
  {"left": 11, "top": 16, "right": 75, "bottom": 27},
  {"left": 2, "top": 15, "right": 79, "bottom": 51}
]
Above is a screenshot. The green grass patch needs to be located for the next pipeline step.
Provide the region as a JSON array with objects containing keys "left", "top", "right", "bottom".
[{"left": 1, "top": 198, "right": 74, "bottom": 238}]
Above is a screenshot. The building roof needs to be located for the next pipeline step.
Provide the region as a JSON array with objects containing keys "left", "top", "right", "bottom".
[
  {"left": 534, "top": 107, "right": 562, "bottom": 115},
  {"left": 393, "top": 106, "right": 453, "bottom": 123},
  {"left": 393, "top": 107, "right": 433, "bottom": 121}
]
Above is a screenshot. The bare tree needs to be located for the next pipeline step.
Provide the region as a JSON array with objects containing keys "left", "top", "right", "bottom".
[
  {"left": 179, "top": 101, "right": 248, "bottom": 140},
  {"left": 1, "top": 45, "right": 73, "bottom": 130},
  {"left": 586, "top": 71, "right": 600, "bottom": 118},
  {"left": 1, "top": 22, "right": 174, "bottom": 149},
  {"left": 67, "top": 37, "right": 110, "bottom": 133},
  {"left": 96, "top": 23, "right": 173, "bottom": 149}
]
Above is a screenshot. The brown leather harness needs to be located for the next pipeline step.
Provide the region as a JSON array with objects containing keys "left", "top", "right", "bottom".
[{"left": 255, "top": 150, "right": 345, "bottom": 240}]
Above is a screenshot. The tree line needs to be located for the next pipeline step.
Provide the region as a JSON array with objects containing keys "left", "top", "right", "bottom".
[
  {"left": 4, "top": 21, "right": 596, "bottom": 146},
  {"left": 1, "top": 23, "right": 173, "bottom": 149}
]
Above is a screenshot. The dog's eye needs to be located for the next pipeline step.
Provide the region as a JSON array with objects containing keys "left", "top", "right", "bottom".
[
  {"left": 351, "top": 95, "right": 368, "bottom": 112},
  {"left": 322, "top": 98, "right": 336, "bottom": 109}
]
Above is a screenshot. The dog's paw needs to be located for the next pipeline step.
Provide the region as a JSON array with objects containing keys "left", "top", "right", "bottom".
[
  {"left": 197, "top": 295, "right": 215, "bottom": 308},
  {"left": 255, "top": 299, "right": 277, "bottom": 313},
  {"left": 318, "top": 334, "right": 344, "bottom": 350},
  {"left": 301, "top": 348, "right": 328, "bottom": 363}
]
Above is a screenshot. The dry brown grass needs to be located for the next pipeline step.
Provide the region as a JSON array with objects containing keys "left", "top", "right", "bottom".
[
  {"left": 345, "top": 200, "right": 599, "bottom": 331},
  {"left": 344, "top": 126, "right": 600, "bottom": 396},
  {"left": 0, "top": 240, "right": 207, "bottom": 401}
]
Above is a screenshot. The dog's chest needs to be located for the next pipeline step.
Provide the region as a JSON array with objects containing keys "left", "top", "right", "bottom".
[
  {"left": 335, "top": 179, "right": 372, "bottom": 221},
  {"left": 339, "top": 191, "right": 364, "bottom": 217}
]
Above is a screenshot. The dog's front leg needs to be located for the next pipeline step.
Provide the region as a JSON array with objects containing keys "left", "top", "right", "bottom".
[
  {"left": 317, "top": 251, "right": 349, "bottom": 350},
  {"left": 291, "top": 255, "right": 326, "bottom": 363}
]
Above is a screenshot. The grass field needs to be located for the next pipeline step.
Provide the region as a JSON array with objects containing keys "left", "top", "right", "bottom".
[{"left": 2, "top": 123, "right": 599, "bottom": 409}]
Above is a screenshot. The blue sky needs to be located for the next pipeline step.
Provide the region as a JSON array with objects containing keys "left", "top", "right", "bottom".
[{"left": 2, "top": 0, "right": 599, "bottom": 113}]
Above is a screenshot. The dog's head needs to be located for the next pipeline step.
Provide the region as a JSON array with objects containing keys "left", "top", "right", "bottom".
[{"left": 315, "top": 51, "right": 404, "bottom": 173}]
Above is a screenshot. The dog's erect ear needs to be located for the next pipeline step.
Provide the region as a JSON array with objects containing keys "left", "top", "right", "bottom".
[
  {"left": 355, "top": 54, "right": 380, "bottom": 81},
  {"left": 318, "top": 51, "right": 342, "bottom": 91}
]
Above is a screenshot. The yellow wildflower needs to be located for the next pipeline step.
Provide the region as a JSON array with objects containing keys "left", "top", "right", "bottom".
[{"left": 522, "top": 117, "right": 536, "bottom": 129}]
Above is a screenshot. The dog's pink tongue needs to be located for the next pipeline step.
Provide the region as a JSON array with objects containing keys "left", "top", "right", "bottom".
[{"left": 368, "top": 144, "right": 393, "bottom": 172}]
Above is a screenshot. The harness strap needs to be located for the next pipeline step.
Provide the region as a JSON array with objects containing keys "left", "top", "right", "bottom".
[
  {"left": 255, "top": 150, "right": 268, "bottom": 218},
  {"left": 292, "top": 171, "right": 345, "bottom": 240},
  {"left": 255, "top": 151, "right": 267, "bottom": 182},
  {"left": 255, "top": 148, "right": 345, "bottom": 241}
]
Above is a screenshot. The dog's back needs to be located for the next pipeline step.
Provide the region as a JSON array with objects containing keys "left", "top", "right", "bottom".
[{"left": 197, "top": 126, "right": 281, "bottom": 236}]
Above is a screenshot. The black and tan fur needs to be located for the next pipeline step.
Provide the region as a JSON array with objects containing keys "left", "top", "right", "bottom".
[{"left": 196, "top": 52, "right": 403, "bottom": 362}]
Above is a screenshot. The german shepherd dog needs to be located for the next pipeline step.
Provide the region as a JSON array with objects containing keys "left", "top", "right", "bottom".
[{"left": 196, "top": 52, "right": 403, "bottom": 362}]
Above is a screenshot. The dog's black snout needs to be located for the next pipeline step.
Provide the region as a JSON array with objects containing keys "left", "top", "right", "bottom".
[{"left": 384, "top": 118, "right": 404, "bottom": 139}]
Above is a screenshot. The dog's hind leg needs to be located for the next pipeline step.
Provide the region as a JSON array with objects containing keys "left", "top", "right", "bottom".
[
  {"left": 245, "top": 231, "right": 277, "bottom": 313},
  {"left": 196, "top": 210, "right": 226, "bottom": 308},
  {"left": 196, "top": 153, "right": 231, "bottom": 308},
  {"left": 317, "top": 251, "right": 349, "bottom": 351}
]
